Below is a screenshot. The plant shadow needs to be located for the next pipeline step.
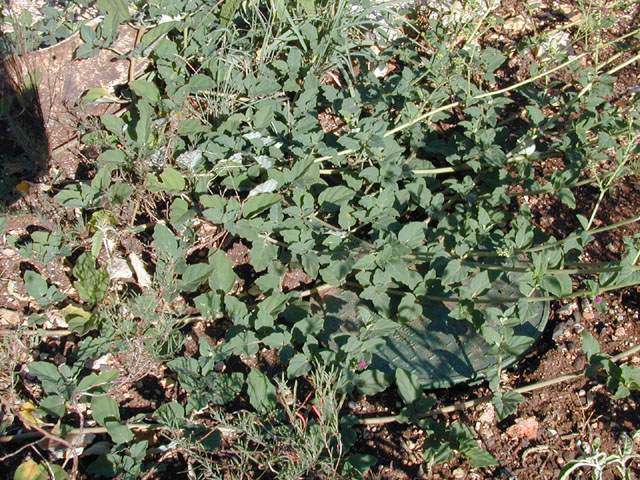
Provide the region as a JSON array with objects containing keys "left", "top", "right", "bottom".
[{"left": 0, "top": 32, "right": 49, "bottom": 208}]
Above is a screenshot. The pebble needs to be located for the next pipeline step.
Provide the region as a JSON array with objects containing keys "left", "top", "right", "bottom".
[{"left": 453, "top": 468, "right": 466, "bottom": 479}]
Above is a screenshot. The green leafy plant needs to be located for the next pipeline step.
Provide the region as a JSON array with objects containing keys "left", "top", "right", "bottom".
[
  {"left": 558, "top": 430, "right": 640, "bottom": 480},
  {"left": 2, "top": 0, "right": 640, "bottom": 477}
]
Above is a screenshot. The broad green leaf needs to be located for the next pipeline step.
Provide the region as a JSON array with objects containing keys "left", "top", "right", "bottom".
[
  {"left": 318, "top": 186, "right": 355, "bottom": 212},
  {"left": 134, "top": 99, "right": 153, "bottom": 144},
  {"left": 219, "top": 0, "right": 241, "bottom": 26},
  {"left": 81, "top": 87, "right": 117, "bottom": 104},
  {"left": 153, "top": 224, "right": 178, "bottom": 259},
  {"left": 13, "top": 460, "right": 47, "bottom": 480},
  {"left": 106, "top": 420, "right": 134, "bottom": 444},
  {"left": 177, "top": 118, "right": 209, "bottom": 136},
  {"left": 205, "top": 372, "right": 245, "bottom": 405},
  {"left": 23, "top": 271, "right": 50, "bottom": 304},
  {"left": 557, "top": 187, "right": 576, "bottom": 208},
  {"left": 250, "top": 239, "right": 278, "bottom": 272},
  {"left": 540, "top": 273, "right": 572, "bottom": 297},
  {"left": 253, "top": 102, "right": 274, "bottom": 129},
  {"left": 209, "top": 249, "right": 236, "bottom": 293},
  {"left": 154, "top": 401, "right": 185, "bottom": 426},
  {"left": 224, "top": 296, "right": 250, "bottom": 326},
  {"left": 525, "top": 105, "right": 545, "bottom": 125},
  {"left": 188, "top": 74, "right": 214, "bottom": 92},
  {"left": 226, "top": 331, "right": 259, "bottom": 356},
  {"left": 91, "top": 395, "right": 120, "bottom": 426},
  {"left": 97, "top": 149, "right": 125, "bottom": 165},
  {"left": 96, "top": 0, "right": 130, "bottom": 20},
  {"left": 287, "top": 353, "right": 311, "bottom": 378},
  {"left": 28, "top": 362, "right": 61, "bottom": 395},
  {"left": 354, "top": 370, "right": 391, "bottom": 395},
  {"left": 243, "top": 193, "right": 281, "bottom": 218},
  {"left": 247, "top": 368, "right": 277, "bottom": 413},
  {"left": 170, "top": 197, "right": 195, "bottom": 225},
  {"left": 194, "top": 292, "right": 222, "bottom": 318},
  {"left": 74, "top": 253, "right": 109, "bottom": 304},
  {"left": 101, "top": 113, "right": 125, "bottom": 134},
  {"left": 299, "top": 0, "right": 315, "bottom": 15},
  {"left": 465, "top": 448, "right": 498, "bottom": 468},
  {"left": 582, "top": 331, "right": 600, "bottom": 361},
  {"left": 129, "top": 80, "right": 160, "bottom": 103},
  {"left": 160, "top": 167, "right": 186, "bottom": 193},
  {"left": 180, "top": 263, "right": 213, "bottom": 292},
  {"left": 398, "top": 222, "right": 425, "bottom": 249},
  {"left": 395, "top": 368, "right": 422, "bottom": 404},
  {"left": 38, "top": 395, "right": 66, "bottom": 418},
  {"left": 492, "top": 391, "right": 524, "bottom": 421},
  {"left": 344, "top": 454, "right": 377, "bottom": 475},
  {"left": 76, "top": 369, "right": 118, "bottom": 393}
]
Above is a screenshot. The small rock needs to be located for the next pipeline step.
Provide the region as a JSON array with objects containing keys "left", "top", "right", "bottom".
[
  {"left": 478, "top": 403, "right": 496, "bottom": 425},
  {"left": 557, "top": 302, "right": 578, "bottom": 317},
  {"left": 503, "top": 15, "right": 534, "bottom": 34},
  {"left": 453, "top": 468, "right": 466, "bottom": 479},
  {"left": 0, "top": 308, "right": 21, "bottom": 326},
  {"left": 506, "top": 416, "right": 539, "bottom": 440}
]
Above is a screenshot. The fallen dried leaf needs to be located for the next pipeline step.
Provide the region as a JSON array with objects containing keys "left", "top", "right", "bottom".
[{"left": 129, "top": 252, "right": 152, "bottom": 289}]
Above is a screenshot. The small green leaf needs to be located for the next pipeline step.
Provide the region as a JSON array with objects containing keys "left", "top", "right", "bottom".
[
  {"left": 582, "top": 331, "right": 600, "bottom": 361},
  {"left": 91, "top": 395, "right": 120, "bottom": 426},
  {"left": 38, "top": 395, "right": 66, "bottom": 418},
  {"left": 395, "top": 368, "right": 422, "bottom": 404},
  {"left": 250, "top": 239, "right": 278, "bottom": 272},
  {"left": 243, "top": 193, "right": 281, "bottom": 218},
  {"left": 180, "top": 263, "right": 213, "bottom": 292},
  {"left": 209, "top": 249, "right": 236, "bottom": 293},
  {"left": 318, "top": 186, "right": 356, "bottom": 212},
  {"left": 354, "top": 370, "right": 391, "bottom": 395},
  {"left": 492, "top": 391, "right": 524, "bottom": 421},
  {"left": 129, "top": 80, "right": 160, "bottom": 103},
  {"left": 253, "top": 102, "right": 274, "bottom": 129},
  {"left": 13, "top": 460, "right": 47, "bottom": 480},
  {"left": 540, "top": 273, "right": 572, "bottom": 297},
  {"left": 160, "top": 167, "right": 186, "bottom": 193},
  {"left": 247, "top": 368, "right": 277, "bottom": 413},
  {"left": 287, "top": 353, "right": 311, "bottom": 378},
  {"left": 106, "top": 420, "right": 134, "bottom": 444},
  {"left": 97, "top": 149, "right": 126, "bottom": 165},
  {"left": 74, "top": 253, "right": 109, "bottom": 304}
]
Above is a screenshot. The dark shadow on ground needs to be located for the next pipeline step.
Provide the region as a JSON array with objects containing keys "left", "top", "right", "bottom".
[{"left": 0, "top": 32, "right": 49, "bottom": 208}]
